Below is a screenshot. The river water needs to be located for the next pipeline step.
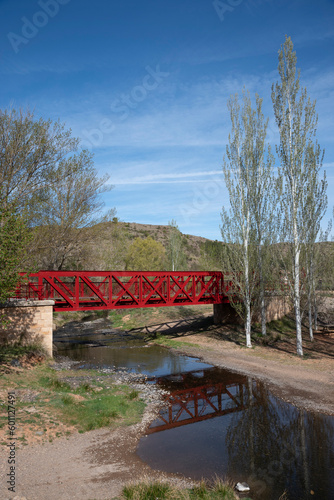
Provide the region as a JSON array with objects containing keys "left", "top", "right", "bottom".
[{"left": 55, "top": 327, "right": 334, "bottom": 500}]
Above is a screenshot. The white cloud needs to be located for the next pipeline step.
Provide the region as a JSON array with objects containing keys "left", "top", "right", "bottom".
[{"left": 111, "top": 170, "right": 223, "bottom": 185}]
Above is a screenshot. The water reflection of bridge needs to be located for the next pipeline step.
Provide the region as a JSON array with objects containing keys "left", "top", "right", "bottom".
[{"left": 147, "top": 368, "right": 258, "bottom": 434}]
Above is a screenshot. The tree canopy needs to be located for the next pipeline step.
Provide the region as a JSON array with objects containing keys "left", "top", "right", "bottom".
[
  {"left": 125, "top": 237, "right": 166, "bottom": 271},
  {"left": 0, "top": 107, "right": 114, "bottom": 293}
]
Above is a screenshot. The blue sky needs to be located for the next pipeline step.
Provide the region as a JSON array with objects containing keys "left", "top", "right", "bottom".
[{"left": 1, "top": 0, "right": 333, "bottom": 240}]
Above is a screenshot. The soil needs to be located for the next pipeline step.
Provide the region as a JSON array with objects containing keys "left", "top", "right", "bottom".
[
  {"left": 1, "top": 307, "right": 334, "bottom": 499},
  {"left": 0, "top": 402, "right": 194, "bottom": 500}
]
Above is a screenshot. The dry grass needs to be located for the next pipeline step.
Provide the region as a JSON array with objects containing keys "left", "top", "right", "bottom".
[{"left": 121, "top": 477, "right": 238, "bottom": 500}]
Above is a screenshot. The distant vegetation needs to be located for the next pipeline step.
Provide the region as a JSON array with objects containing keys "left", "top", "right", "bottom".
[{"left": 28, "top": 220, "right": 212, "bottom": 272}]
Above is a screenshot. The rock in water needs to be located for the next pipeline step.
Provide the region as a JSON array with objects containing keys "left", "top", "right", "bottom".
[{"left": 235, "top": 482, "right": 250, "bottom": 492}]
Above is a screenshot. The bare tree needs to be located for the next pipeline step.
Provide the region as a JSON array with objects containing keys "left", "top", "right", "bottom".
[
  {"left": 0, "top": 108, "right": 78, "bottom": 215},
  {"left": 32, "top": 151, "right": 114, "bottom": 270}
]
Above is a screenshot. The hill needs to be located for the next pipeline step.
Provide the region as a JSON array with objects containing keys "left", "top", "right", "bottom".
[
  {"left": 31, "top": 220, "right": 334, "bottom": 289},
  {"left": 81, "top": 221, "right": 214, "bottom": 271}
]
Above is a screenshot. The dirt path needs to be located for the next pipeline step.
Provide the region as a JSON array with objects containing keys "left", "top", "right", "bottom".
[{"left": 0, "top": 401, "right": 193, "bottom": 500}]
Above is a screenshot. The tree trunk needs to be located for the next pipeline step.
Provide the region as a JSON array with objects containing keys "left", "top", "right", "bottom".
[
  {"left": 244, "top": 231, "right": 252, "bottom": 348},
  {"left": 308, "top": 286, "right": 314, "bottom": 341},
  {"left": 245, "top": 298, "right": 252, "bottom": 348},
  {"left": 314, "top": 301, "right": 318, "bottom": 331},
  {"left": 294, "top": 247, "right": 303, "bottom": 356},
  {"left": 258, "top": 246, "right": 267, "bottom": 336}
]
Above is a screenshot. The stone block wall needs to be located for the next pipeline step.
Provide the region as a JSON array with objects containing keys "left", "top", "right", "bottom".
[
  {"left": 0, "top": 300, "right": 54, "bottom": 357},
  {"left": 264, "top": 295, "right": 291, "bottom": 322}
]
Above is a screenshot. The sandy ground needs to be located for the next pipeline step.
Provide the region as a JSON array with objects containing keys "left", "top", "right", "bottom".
[
  {"left": 0, "top": 398, "right": 193, "bottom": 500},
  {"left": 1, "top": 325, "right": 333, "bottom": 500}
]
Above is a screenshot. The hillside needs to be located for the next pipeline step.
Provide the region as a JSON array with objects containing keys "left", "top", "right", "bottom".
[
  {"left": 81, "top": 221, "right": 213, "bottom": 271},
  {"left": 31, "top": 220, "right": 334, "bottom": 287}
]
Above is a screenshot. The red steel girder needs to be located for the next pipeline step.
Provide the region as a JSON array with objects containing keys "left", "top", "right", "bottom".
[{"left": 16, "top": 270, "right": 227, "bottom": 311}]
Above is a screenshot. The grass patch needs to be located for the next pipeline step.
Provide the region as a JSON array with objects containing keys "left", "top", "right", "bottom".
[
  {"left": 253, "top": 331, "right": 283, "bottom": 346},
  {"left": 122, "top": 478, "right": 238, "bottom": 499},
  {"left": 108, "top": 307, "right": 160, "bottom": 329},
  {"left": 127, "top": 389, "right": 139, "bottom": 400},
  {"left": 79, "top": 382, "right": 94, "bottom": 393},
  {"left": 151, "top": 334, "right": 200, "bottom": 349},
  {"left": 0, "top": 342, "right": 46, "bottom": 365},
  {"left": 60, "top": 387, "right": 144, "bottom": 432},
  {"left": 38, "top": 376, "right": 72, "bottom": 392},
  {"left": 0, "top": 364, "right": 146, "bottom": 439},
  {"left": 266, "top": 316, "right": 296, "bottom": 335}
]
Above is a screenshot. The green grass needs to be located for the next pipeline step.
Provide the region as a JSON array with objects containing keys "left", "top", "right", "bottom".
[
  {"left": 0, "top": 364, "right": 145, "bottom": 436},
  {"left": 151, "top": 334, "right": 200, "bottom": 349},
  {"left": 121, "top": 478, "right": 238, "bottom": 500},
  {"left": 266, "top": 316, "right": 296, "bottom": 335},
  {"left": 108, "top": 308, "right": 159, "bottom": 329},
  {"left": 60, "top": 386, "right": 144, "bottom": 432},
  {"left": 127, "top": 389, "right": 140, "bottom": 400},
  {"left": 38, "top": 376, "right": 72, "bottom": 391},
  {"left": 0, "top": 342, "right": 46, "bottom": 364}
]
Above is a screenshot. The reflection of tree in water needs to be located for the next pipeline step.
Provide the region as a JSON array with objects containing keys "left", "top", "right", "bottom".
[
  {"left": 303, "top": 410, "right": 334, "bottom": 495},
  {"left": 225, "top": 378, "right": 334, "bottom": 499}
]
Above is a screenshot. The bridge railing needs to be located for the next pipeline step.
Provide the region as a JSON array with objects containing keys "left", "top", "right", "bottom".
[{"left": 14, "top": 270, "right": 228, "bottom": 311}]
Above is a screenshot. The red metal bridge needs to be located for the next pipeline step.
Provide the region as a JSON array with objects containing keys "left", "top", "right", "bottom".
[{"left": 15, "top": 270, "right": 231, "bottom": 312}]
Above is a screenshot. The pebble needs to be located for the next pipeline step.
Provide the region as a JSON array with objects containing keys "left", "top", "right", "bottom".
[
  {"left": 235, "top": 482, "right": 250, "bottom": 492},
  {"left": 52, "top": 357, "right": 169, "bottom": 406}
]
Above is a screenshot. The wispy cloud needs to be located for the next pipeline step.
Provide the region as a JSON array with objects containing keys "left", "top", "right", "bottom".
[{"left": 111, "top": 170, "right": 223, "bottom": 185}]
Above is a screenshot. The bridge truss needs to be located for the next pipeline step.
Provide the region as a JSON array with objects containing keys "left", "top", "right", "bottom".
[{"left": 15, "top": 270, "right": 228, "bottom": 312}]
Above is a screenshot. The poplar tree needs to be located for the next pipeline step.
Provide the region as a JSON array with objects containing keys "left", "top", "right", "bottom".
[
  {"left": 249, "top": 109, "right": 277, "bottom": 337},
  {"left": 221, "top": 90, "right": 272, "bottom": 347},
  {"left": 167, "top": 219, "right": 185, "bottom": 271},
  {"left": 271, "top": 36, "right": 327, "bottom": 356}
]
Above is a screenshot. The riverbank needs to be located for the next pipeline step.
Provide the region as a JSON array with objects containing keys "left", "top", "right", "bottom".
[
  {"left": 0, "top": 358, "right": 197, "bottom": 500},
  {"left": 1, "top": 308, "right": 333, "bottom": 499},
  {"left": 155, "top": 328, "right": 334, "bottom": 416}
]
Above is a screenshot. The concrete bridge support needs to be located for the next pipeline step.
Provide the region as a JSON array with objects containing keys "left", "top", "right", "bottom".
[{"left": 0, "top": 300, "right": 54, "bottom": 357}]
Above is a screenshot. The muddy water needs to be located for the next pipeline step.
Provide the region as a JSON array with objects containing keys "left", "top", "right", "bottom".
[{"left": 55, "top": 331, "right": 334, "bottom": 500}]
